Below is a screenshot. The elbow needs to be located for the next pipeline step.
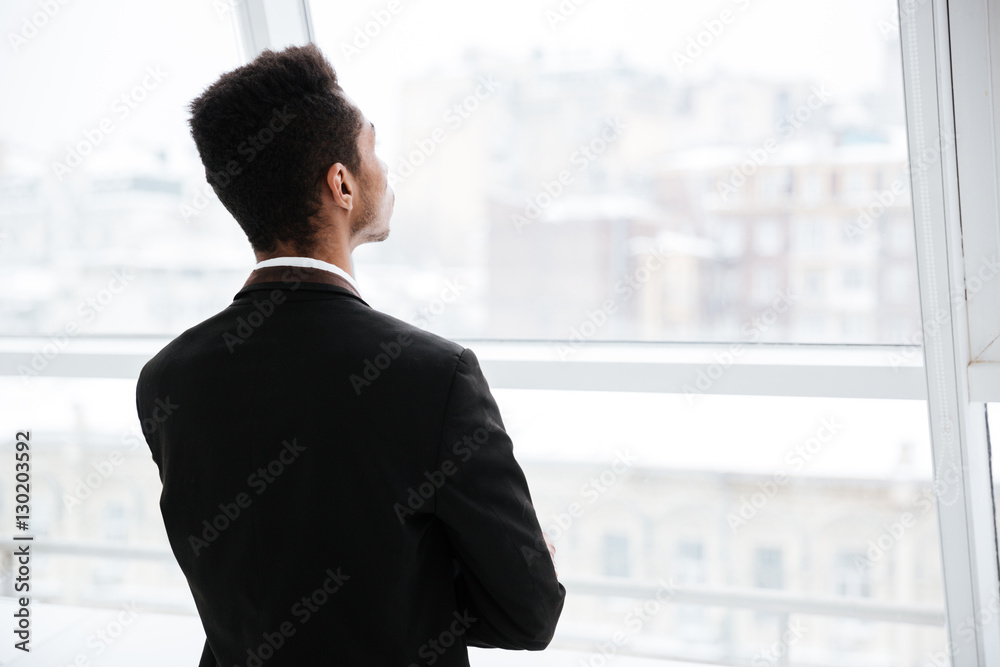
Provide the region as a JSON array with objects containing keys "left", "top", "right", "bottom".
[
  {"left": 517, "top": 618, "right": 558, "bottom": 650},
  {"left": 458, "top": 572, "right": 566, "bottom": 651},
  {"left": 519, "top": 581, "right": 566, "bottom": 651},
  {"left": 520, "top": 632, "right": 555, "bottom": 652}
]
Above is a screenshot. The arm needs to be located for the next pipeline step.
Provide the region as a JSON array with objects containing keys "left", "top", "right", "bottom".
[{"left": 434, "top": 348, "right": 566, "bottom": 650}]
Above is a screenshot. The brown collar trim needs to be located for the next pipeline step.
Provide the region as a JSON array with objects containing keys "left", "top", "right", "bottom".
[{"left": 241, "top": 265, "right": 362, "bottom": 299}]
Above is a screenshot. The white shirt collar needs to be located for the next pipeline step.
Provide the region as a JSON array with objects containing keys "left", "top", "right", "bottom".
[{"left": 254, "top": 256, "right": 361, "bottom": 294}]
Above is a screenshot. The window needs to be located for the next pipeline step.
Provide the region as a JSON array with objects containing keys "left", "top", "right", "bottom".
[
  {"left": 674, "top": 541, "right": 707, "bottom": 584},
  {"left": 302, "top": 0, "right": 920, "bottom": 346},
  {"left": 102, "top": 502, "right": 129, "bottom": 542},
  {"left": 834, "top": 551, "right": 871, "bottom": 598},
  {"left": 757, "top": 170, "right": 787, "bottom": 204},
  {"left": 0, "top": 0, "right": 244, "bottom": 337},
  {"left": 792, "top": 216, "right": 825, "bottom": 254},
  {"left": 753, "top": 547, "right": 784, "bottom": 590},
  {"left": 751, "top": 546, "right": 784, "bottom": 627},
  {"left": 844, "top": 168, "right": 868, "bottom": 203},
  {"left": 799, "top": 170, "right": 824, "bottom": 204},
  {"left": 602, "top": 533, "right": 631, "bottom": 578},
  {"left": 6, "top": 0, "right": 1000, "bottom": 664},
  {"left": 674, "top": 541, "right": 712, "bottom": 638},
  {"left": 0, "top": 0, "right": 923, "bottom": 343}
]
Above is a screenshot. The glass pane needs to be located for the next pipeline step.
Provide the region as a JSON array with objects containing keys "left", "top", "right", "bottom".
[
  {"left": 498, "top": 390, "right": 944, "bottom": 664},
  {"left": 0, "top": 377, "right": 186, "bottom": 608},
  {"left": 0, "top": 0, "right": 245, "bottom": 336},
  {"left": 309, "top": 0, "right": 921, "bottom": 344}
]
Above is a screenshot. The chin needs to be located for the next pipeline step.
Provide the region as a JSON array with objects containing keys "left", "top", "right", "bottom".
[
  {"left": 360, "top": 222, "right": 390, "bottom": 244},
  {"left": 372, "top": 211, "right": 392, "bottom": 242}
]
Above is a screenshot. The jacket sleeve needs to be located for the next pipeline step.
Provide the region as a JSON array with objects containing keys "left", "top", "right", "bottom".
[{"left": 432, "top": 347, "right": 566, "bottom": 650}]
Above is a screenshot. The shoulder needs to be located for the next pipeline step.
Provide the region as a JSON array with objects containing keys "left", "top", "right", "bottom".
[
  {"left": 366, "top": 306, "right": 462, "bottom": 349},
  {"left": 137, "top": 305, "right": 241, "bottom": 384},
  {"left": 358, "top": 307, "right": 469, "bottom": 369}
]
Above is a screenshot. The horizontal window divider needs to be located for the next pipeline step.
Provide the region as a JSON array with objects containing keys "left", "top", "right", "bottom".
[
  {"left": 0, "top": 337, "right": 926, "bottom": 400},
  {"left": 0, "top": 539, "right": 943, "bottom": 626}
]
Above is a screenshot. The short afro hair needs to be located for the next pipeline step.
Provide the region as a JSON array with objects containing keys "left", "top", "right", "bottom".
[{"left": 188, "top": 43, "right": 364, "bottom": 253}]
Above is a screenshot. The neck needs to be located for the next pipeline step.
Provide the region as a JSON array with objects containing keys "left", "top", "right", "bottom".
[{"left": 255, "top": 239, "right": 355, "bottom": 279}]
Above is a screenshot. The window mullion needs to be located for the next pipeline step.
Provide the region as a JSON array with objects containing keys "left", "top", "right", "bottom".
[{"left": 899, "top": 0, "right": 1000, "bottom": 664}]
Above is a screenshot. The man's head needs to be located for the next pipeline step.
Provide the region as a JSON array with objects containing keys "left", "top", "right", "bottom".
[{"left": 188, "top": 43, "right": 392, "bottom": 256}]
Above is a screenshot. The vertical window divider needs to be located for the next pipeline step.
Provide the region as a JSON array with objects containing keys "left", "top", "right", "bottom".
[{"left": 899, "top": 0, "right": 1000, "bottom": 663}]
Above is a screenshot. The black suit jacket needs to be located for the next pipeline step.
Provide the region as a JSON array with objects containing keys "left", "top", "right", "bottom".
[{"left": 135, "top": 266, "right": 565, "bottom": 666}]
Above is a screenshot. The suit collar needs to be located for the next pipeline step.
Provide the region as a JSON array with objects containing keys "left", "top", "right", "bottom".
[{"left": 234, "top": 266, "right": 370, "bottom": 307}]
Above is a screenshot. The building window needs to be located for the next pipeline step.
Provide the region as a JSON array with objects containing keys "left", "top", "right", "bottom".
[
  {"left": 754, "top": 547, "right": 784, "bottom": 589},
  {"left": 675, "top": 541, "right": 707, "bottom": 585},
  {"left": 835, "top": 552, "right": 872, "bottom": 597},
  {"left": 758, "top": 170, "right": 787, "bottom": 204},
  {"left": 800, "top": 170, "right": 824, "bottom": 204},
  {"left": 846, "top": 169, "right": 868, "bottom": 200},
  {"left": 103, "top": 502, "right": 129, "bottom": 542},
  {"left": 602, "top": 533, "right": 631, "bottom": 578},
  {"left": 793, "top": 217, "right": 825, "bottom": 253}
]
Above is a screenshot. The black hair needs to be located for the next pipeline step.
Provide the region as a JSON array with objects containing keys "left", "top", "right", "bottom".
[{"left": 188, "top": 43, "right": 364, "bottom": 253}]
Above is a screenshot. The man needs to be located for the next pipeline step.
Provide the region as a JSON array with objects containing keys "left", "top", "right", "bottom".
[{"left": 136, "top": 44, "right": 565, "bottom": 666}]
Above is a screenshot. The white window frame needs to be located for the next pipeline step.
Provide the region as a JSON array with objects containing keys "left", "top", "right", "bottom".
[
  {"left": 899, "top": 1, "right": 1000, "bottom": 664},
  {"left": 231, "top": 0, "right": 315, "bottom": 64},
  {"left": 1, "top": 0, "right": 999, "bottom": 664}
]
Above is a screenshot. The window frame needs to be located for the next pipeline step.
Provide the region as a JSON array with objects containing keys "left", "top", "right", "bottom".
[{"left": 896, "top": 0, "right": 1000, "bottom": 663}]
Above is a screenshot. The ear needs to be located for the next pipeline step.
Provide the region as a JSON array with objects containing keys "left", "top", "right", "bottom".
[{"left": 325, "top": 162, "right": 353, "bottom": 211}]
